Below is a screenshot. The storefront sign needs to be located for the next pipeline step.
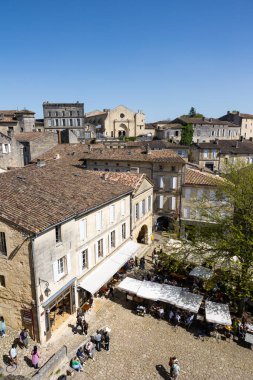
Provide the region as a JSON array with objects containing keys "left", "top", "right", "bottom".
[{"left": 21, "top": 309, "right": 33, "bottom": 325}]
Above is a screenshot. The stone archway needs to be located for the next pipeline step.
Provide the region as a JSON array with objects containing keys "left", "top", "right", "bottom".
[
  {"left": 118, "top": 123, "right": 128, "bottom": 138},
  {"left": 137, "top": 225, "right": 148, "bottom": 244}
]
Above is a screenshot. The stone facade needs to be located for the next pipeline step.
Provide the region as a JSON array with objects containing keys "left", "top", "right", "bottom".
[
  {"left": 0, "top": 110, "right": 35, "bottom": 134},
  {"left": 0, "top": 132, "right": 24, "bottom": 169},
  {"left": 43, "top": 102, "right": 85, "bottom": 130},
  {"left": 0, "top": 221, "right": 34, "bottom": 334},
  {"left": 219, "top": 111, "right": 253, "bottom": 140},
  {"left": 85, "top": 105, "right": 145, "bottom": 138}
]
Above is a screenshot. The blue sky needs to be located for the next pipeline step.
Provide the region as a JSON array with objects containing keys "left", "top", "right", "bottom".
[{"left": 1, "top": 0, "right": 253, "bottom": 121}]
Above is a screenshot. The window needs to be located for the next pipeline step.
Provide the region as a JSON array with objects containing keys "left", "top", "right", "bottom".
[
  {"left": 97, "top": 239, "right": 103, "bottom": 258},
  {"left": 0, "top": 275, "right": 5, "bottom": 287},
  {"left": 110, "top": 230, "right": 116, "bottom": 248},
  {"left": 58, "top": 257, "right": 65, "bottom": 275},
  {"left": 55, "top": 225, "right": 62, "bottom": 243},
  {"left": 48, "top": 119, "right": 52, "bottom": 127},
  {"left": 70, "top": 111, "right": 73, "bottom": 117},
  {"left": 121, "top": 223, "right": 126, "bottom": 240},
  {"left": 55, "top": 111, "right": 58, "bottom": 117},
  {"left": 142, "top": 200, "right": 146, "bottom": 215},
  {"left": 148, "top": 196, "right": 152, "bottom": 211},
  {"left": 55, "top": 119, "right": 59, "bottom": 127},
  {"left": 62, "top": 119, "right": 66, "bottom": 127},
  {"left": 197, "top": 189, "right": 203, "bottom": 199},
  {"left": 110, "top": 205, "right": 115, "bottom": 223},
  {"left": 111, "top": 131, "right": 114, "bottom": 137},
  {"left": 70, "top": 119, "right": 73, "bottom": 127},
  {"left": 105, "top": 168, "right": 109, "bottom": 172},
  {"left": 183, "top": 207, "right": 190, "bottom": 219},
  {"left": 212, "top": 149, "right": 217, "bottom": 158},
  {"left": 2, "top": 144, "right": 11, "bottom": 154},
  {"left": 171, "top": 166, "right": 176, "bottom": 172},
  {"left": 169, "top": 196, "right": 176, "bottom": 210},
  {"left": 62, "top": 111, "right": 65, "bottom": 117},
  {"left": 203, "top": 149, "right": 208, "bottom": 158},
  {"left": 77, "top": 119, "right": 81, "bottom": 127},
  {"left": 81, "top": 249, "right": 88, "bottom": 270},
  {"left": 96, "top": 211, "right": 102, "bottom": 231},
  {"left": 135, "top": 203, "right": 139, "bottom": 220},
  {"left": 79, "top": 219, "right": 87, "bottom": 242},
  {"left": 94, "top": 168, "right": 98, "bottom": 171},
  {"left": 0, "top": 232, "right": 7, "bottom": 256},
  {"left": 184, "top": 188, "right": 191, "bottom": 200},
  {"left": 77, "top": 111, "right": 80, "bottom": 116},
  {"left": 121, "top": 199, "right": 126, "bottom": 216},
  {"left": 48, "top": 111, "right": 51, "bottom": 117},
  {"left": 159, "top": 176, "right": 164, "bottom": 189},
  {"left": 171, "top": 177, "right": 177, "bottom": 189},
  {"left": 157, "top": 195, "right": 164, "bottom": 209},
  {"left": 159, "top": 165, "right": 163, "bottom": 170}
]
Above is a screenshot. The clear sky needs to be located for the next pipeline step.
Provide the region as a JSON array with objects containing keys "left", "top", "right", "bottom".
[{"left": 1, "top": 0, "right": 253, "bottom": 121}]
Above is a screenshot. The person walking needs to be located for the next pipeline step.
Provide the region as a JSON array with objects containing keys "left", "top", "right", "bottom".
[
  {"left": 31, "top": 346, "right": 40, "bottom": 369},
  {"left": 10, "top": 344, "right": 17, "bottom": 366},
  {"left": 104, "top": 332, "right": 110, "bottom": 352},
  {"left": 0, "top": 316, "right": 6, "bottom": 337},
  {"left": 89, "top": 295, "right": 94, "bottom": 308},
  {"left": 169, "top": 357, "right": 180, "bottom": 379},
  {"left": 19, "top": 328, "right": 29, "bottom": 349},
  {"left": 94, "top": 330, "right": 102, "bottom": 351},
  {"left": 139, "top": 257, "right": 145, "bottom": 270},
  {"left": 82, "top": 320, "right": 88, "bottom": 335}
]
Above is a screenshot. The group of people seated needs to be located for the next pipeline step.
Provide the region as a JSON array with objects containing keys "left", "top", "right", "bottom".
[
  {"left": 168, "top": 308, "right": 195, "bottom": 328},
  {"left": 231, "top": 314, "right": 253, "bottom": 340}
]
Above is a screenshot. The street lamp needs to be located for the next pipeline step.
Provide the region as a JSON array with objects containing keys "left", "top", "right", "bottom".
[{"left": 39, "top": 278, "right": 51, "bottom": 297}]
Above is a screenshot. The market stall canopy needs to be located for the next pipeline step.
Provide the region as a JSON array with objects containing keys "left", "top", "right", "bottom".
[
  {"left": 136, "top": 281, "right": 163, "bottom": 301},
  {"left": 159, "top": 284, "right": 182, "bottom": 305},
  {"left": 205, "top": 301, "right": 232, "bottom": 326},
  {"left": 78, "top": 241, "right": 141, "bottom": 294},
  {"left": 117, "top": 277, "right": 143, "bottom": 294},
  {"left": 189, "top": 266, "right": 213, "bottom": 280},
  {"left": 176, "top": 291, "right": 203, "bottom": 313}
]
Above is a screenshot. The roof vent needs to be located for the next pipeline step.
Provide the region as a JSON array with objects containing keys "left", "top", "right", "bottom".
[
  {"left": 37, "top": 159, "right": 45, "bottom": 167},
  {"left": 17, "top": 175, "right": 26, "bottom": 181},
  {"left": 127, "top": 150, "right": 132, "bottom": 155}
]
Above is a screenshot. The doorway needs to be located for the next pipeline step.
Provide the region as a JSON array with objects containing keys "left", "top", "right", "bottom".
[{"left": 137, "top": 225, "right": 148, "bottom": 244}]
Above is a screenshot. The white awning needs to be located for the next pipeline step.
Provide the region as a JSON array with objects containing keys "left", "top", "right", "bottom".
[
  {"left": 189, "top": 266, "right": 213, "bottom": 280},
  {"left": 117, "top": 277, "right": 143, "bottom": 294},
  {"left": 159, "top": 284, "right": 182, "bottom": 305},
  {"left": 137, "top": 281, "right": 163, "bottom": 301},
  {"left": 78, "top": 241, "right": 141, "bottom": 294},
  {"left": 176, "top": 291, "right": 203, "bottom": 313},
  {"left": 205, "top": 301, "right": 232, "bottom": 325}
]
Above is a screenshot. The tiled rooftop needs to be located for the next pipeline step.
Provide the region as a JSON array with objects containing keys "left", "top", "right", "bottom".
[
  {"left": 0, "top": 161, "right": 133, "bottom": 234},
  {"left": 195, "top": 140, "right": 253, "bottom": 154},
  {"left": 184, "top": 167, "right": 223, "bottom": 186},
  {"left": 14, "top": 132, "right": 53, "bottom": 142}
]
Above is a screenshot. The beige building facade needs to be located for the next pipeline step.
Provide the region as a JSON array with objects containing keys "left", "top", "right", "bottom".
[{"left": 85, "top": 105, "right": 145, "bottom": 138}]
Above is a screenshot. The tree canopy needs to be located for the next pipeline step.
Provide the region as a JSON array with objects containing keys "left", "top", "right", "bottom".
[
  {"left": 180, "top": 107, "right": 204, "bottom": 119},
  {"left": 180, "top": 123, "right": 193, "bottom": 145}
]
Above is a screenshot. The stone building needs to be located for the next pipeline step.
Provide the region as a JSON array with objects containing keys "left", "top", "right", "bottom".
[
  {"left": 0, "top": 110, "right": 35, "bottom": 134},
  {"left": 180, "top": 165, "right": 225, "bottom": 237},
  {"left": 43, "top": 102, "right": 85, "bottom": 129},
  {"left": 83, "top": 146, "right": 185, "bottom": 228},
  {"left": 85, "top": 105, "right": 145, "bottom": 138},
  {"left": 190, "top": 139, "right": 253, "bottom": 172},
  {"left": 0, "top": 158, "right": 152, "bottom": 343},
  {"left": 219, "top": 111, "right": 253, "bottom": 140},
  {"left": 0, "top": 132, "right": 24, "bottom": 170},
  {"left": 167, "top": 117, "right": 240, "bottom": 143}
]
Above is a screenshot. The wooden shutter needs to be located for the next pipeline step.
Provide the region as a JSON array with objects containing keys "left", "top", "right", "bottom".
[
  {"left": 53, "top": 261, "right": 59, "bottom": 282},
  {"left": 80, "top": 220, "right": 85, "bottom": 241},
  {"left": 96, "top": 212, "right": 101, "bottom": 231},
  {"left": 78, "top": 251, "right": 83, "bottom": 275},
  {"left": 8, "top": 144, "right": 11, "bottom": 153},
  {"left": 171, "top": 177, "right": 177, "bottom": 189},
  {"left": 2, "top": 144, "right": 6, "bottom": 154},
  {"left": 66, "top": 253, "right": 71, "bottom": 274},
  {"left": 110, "top": 205, "right": 115, "bottom": 223},
  {"left": 121, "top": 199, "right": 125, "bottom": 216},
  {"left": 159, "top": 195, "right": 164, "bottom": 209}
]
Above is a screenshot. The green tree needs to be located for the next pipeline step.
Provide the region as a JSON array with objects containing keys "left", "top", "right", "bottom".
[
  {"left": 180, "top": 123, "right": 193, "bottom": 145},
  {"left": 180, "top": 163, "right": 253, "bottom": 312},
  {"left": 188, "top": 106, "right": 196, "bottom": 117}
]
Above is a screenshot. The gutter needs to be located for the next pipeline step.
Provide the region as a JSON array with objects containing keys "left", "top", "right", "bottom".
[{"left": 31, "top": 237, "right": 42, "bottom": 343}]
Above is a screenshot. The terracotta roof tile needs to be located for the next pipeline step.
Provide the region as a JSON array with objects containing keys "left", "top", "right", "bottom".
[
  {"left": 185, "top": 167, "right": 222, "bottom": 186},
  {"left": 14, "top": 132, "right": 53, "bottom": 142}
]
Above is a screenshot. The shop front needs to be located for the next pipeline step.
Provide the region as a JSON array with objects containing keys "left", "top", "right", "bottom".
[{"left": 42, "top": 278, "right": 76, "bottom": 341}]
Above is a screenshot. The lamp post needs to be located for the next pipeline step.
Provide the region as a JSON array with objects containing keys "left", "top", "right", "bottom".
[{"left": 39, "top": 278, "right": 51, "bottom": 297}]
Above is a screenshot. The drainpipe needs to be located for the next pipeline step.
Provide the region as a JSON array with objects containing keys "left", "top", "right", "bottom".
[
  {"left": 179, "top": 165, "right": 184, "bottom": 237},
  {"left": 130, "top": 195, "right": 133, "bottom": 238},
  {"left": 31, "top": 237, "right": 42, "bottom": 343}
]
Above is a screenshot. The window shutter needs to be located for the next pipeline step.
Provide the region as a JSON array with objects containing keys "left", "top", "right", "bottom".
[
  {"left": 8, "top": 144, "right": 11, "bottom": 153},
  {"left": 146, "top": 197, "right": 149, "bottom": 213},
  {"left": 171, "top": 177, "right": 177, "bottom": 189},
  {"left": 159, "top": 176, "right": 164, "bottom": 188},
  {"left": 110, "top": 205, "right": 114, "bottom": 223},
  {"left": 158, "top": 195, "right": 164, "bottom": 209},
  {"left": 197, "top": 189, "right": 203, "bottom": 199},
  {"left": 80, "top": 220, "right": 85, "bottom": 241},
  {"left": 96, "top": 212, "right": 101, "bottom": 231},
  {"left": 121, "top": 199, "right": 125, "bottom": 216},
  {"left": 103, "top": 239, "right": 106, "bottom": 256},
  {"left": 2, "top": 144, "right": 6, "bottom": 154},
  {"left": 78, "top": 252, "right": 83, "bottom": 275},
  {"left": 170, "top": 196, "right": 176, "bottom": 210},
  {"left": 185, "top": 188, "right": 191, "bottom": 200},
  {"left": 120, "top": 225, "right": 123, "bottom": 242},
  {"left": 67, "top": 253, "right": 71, "bottom": 274},
  {"left": 95, "top": 242, "right": 98, "bottom": 261},
  {"left": 53, "top": 261, "right": 59, "bottom": 282},
  {"left": 139, "top": 202, "right": 143, "bottom": 218}
]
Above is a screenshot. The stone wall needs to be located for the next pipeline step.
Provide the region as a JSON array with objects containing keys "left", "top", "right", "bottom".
[
  {"left": 0, "top": 135, "right": 24, "bottom": 169},
  {"left": 0, "top": 221, "right": 34, "bottom": 332},
  {"left": 29, "top": 133, "right": 58, "bottom": 161}
]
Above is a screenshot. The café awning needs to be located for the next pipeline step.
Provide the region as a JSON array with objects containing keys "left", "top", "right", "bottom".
[
  {"left": 159, "top": 284, "right": 182, "bottom": 305},
  {"left": 189, "top": 266, "right": 213, "bottom": 280},
  {"left": 205, "top": 301, "right": 232, "bottom": 326},
  {"left": 78, "top": 240, "right": 141, "bottom": 294},
  {"left": 117, "top": 277, "right": 143, "bottom": 294},
  {"left": 176, "top": 291, "right": 203, "bottom": 313},
  {"left": 136, "top": 281, "right": 163, "bottom": 301}
]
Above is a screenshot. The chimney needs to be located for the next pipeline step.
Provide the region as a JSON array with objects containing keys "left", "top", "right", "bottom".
[
  {"left": 146, "top": 143, "right": 151, "bottom": 154},
  {"left": 7, "top": 128, "right": 14, "bottom": 138},
  {"left": 37, "top": 159, "right": 46, "bottom": 167},
  {"left": 227, "top": 111, "right": 230, "bottom": 115},
  {"left": 87, "top": 144, "right": 92, "bottom": 152},
  {"left": 236, "top": 141, "right": 239, "bottom": 148}
]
